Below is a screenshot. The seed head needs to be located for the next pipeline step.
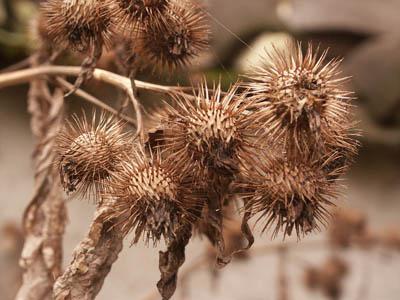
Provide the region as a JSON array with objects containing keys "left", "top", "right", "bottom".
[
  {"left": 112, "top": 0, "right": 170, "bottom": 31},
  {"left": 134, "top": 1, "right": 210, "bottom": 71},
  {"left": 104, "top": 147, "right": 202, "bottom": 245},
  {"left": 42, "top": 0, "right": 115, "bottom": 52},
  {"left": 55, "top": 112, "right": 132, "bottom": 202},
  {"left": 236, "top": 156, "right": 338, "bottom": 238},
  {"left": 246, "top": 42, "right": 358, "bottom": 158},
  {"left": 159, "top": 83, "right": 256, "bottom": 178}
]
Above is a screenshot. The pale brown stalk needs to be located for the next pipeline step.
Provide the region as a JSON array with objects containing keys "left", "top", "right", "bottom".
[
  {"left": 53, "top": 202, "right": 125, "bottom": 300},
  {"left": 0, "top": 65, "right": 193, "bottom": 139},
  {"left": 16, "top": 57, "right": 67, "bottom": 300}
]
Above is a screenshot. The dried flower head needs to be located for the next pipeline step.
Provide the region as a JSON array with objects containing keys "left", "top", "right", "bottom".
[
  {"left": 159, "top": 83, "right": 256, "bottom": 178},
  {"left": 42, "top": 0, "right": 115, "bottom": 52},
  {"left": 134, "top": 1, "right": 210, "bottom": 71},
  {"left": 55, "top": 112, "right": 132, "bottom": 201},
  {"left": 236, "top": 156, "right": 338, "bottom": 238},
  {"left": 112, "top": 0, "right": 170, "bottom": 30},
  {"left": 246, "top": 42, "right": 358, "bottom": 158},
  {"left": 105, "top": 147, "right": 202, "bottom": 245}
]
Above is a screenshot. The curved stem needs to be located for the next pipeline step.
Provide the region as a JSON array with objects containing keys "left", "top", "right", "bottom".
[
  {"left": 0, "top": 65, "right": 177, "bottom": 94},
  {"left": 0, "top": 66, "right": 191, "bottom": 138}
]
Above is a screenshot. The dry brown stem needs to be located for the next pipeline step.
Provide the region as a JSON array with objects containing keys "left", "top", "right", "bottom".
[
  {"left": 0, "top": 65, "right": 186, "bottom": 95},
  {"left": 16, "top": 64, "right": 67, "bottom": 300},
  {"left": 0, "top": 65, "right": 194, "bottom": 139},
  {"left": 53, "top": 203, "right": 125, "bottom": 300}
]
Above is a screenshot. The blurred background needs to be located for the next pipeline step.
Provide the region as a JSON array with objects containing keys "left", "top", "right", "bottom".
[{"left": 0, "top": 0, "right": 399, "bottom": 299}]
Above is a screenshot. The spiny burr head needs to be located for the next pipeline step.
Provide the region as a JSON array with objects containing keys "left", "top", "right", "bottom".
[
  {"left": 159, "top": 82, "right": 256, "bottom": 178},
  {"left": 55, "top": 112, "right": 132, "bottom": 202},
  {"left": 41, "top": 0, "right": 116, "bottom": 52},
  {"left": 134, "top": 1, "right": 210, "bottom": 71},
  {"left": 105, "top": 147, "right": 202, "bottom": 245},
  {"left": 236, "top": 156, "right": 338, "bottom": 238},
  {"left": 245, "top": 42, "right": 358, "bottom": 158},
  {"left": 112, "top": 0, "right": 170, "bottom": 30}
]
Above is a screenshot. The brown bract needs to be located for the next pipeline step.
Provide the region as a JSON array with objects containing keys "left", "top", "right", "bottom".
[
  {"left": 159, "top": 83, "right": 257, "bottom": 179},
  {"left": 134, "top": 1, "right": 210, "bottom": 71},
  {"left": 42, "top": 0, "right": 116, "bottom": 52},
  {"left": 236, "top": 156, "right": 338, "bottom": 238},
  {"left": 55, "top": 112, "right": 132, "bottom": 202},
  {"left": 104, "top": 146, "right": 203, "bottom": 246},
  {"left": 245, "top": 42, "right": 359, "bottom": 162}
]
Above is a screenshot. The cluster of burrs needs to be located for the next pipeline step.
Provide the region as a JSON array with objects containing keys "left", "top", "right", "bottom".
[{"left": 40, "top": 2, "right": 359, "bottom": 298}]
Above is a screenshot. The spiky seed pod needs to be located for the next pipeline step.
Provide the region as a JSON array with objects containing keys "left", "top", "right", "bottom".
[
  {"left": 134, "top": 1, "right": 210, "bottom": 71},
  {"left": 104, "top": 147, "right": 203, "bottom": 245},
  {"left": 55, "top": 112, "right": 132, "bottom": 202},
  {"left": 41, "top": 0, "right": 115, "bottom": 52},
  {"left": 245, "top": 42, "right": 358, "bottom": 159},
  {"left": 236, "top": 156, "right": 338, "bottom": 238},
  {"left": 159, "top": 83, "right": 257, "bottom": 178},
  {"left": 112, "top": 0, "right": 170, "bottom": 31}
]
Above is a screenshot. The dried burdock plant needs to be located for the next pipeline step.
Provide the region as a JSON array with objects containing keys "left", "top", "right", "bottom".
[
  {"left": 245, "top": 42, "right": 359, "bottom": 161},
  {"left": 236, "top": 156, "right": 338, "bottom": 238},
  {"left": 0, "top": 1, "right": 362, "bottom": 296},
  {"left": 55, "top": 112, "right": 132, "bottom": 202},
  {"left": 150, "top": 82, "right": 259, "bottom": 267},
  {"left": 41, "top": 0, "right": 116, "bottom": 92},
  {"left": 112, "top": 0, "right": 171, "bottom": 31},
  {"left": 104, "top": 146, "right": 202, "bottom": 246},
  {"left": 42, "top": 0, "right": 115, "bottom": 52},
  {"left": 159, "top": 82, "right": 256, "bottom": 178},
  {"left": 102, "top": 145, "right": 204, "bottom": 299},
  {"left": 134, "top": 0, "right": 210, "bottom": 71}
]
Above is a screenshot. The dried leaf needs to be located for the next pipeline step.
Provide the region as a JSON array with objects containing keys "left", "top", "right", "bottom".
[{"left": 157, "top": 224, "right": 192, "bottom": 300}]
